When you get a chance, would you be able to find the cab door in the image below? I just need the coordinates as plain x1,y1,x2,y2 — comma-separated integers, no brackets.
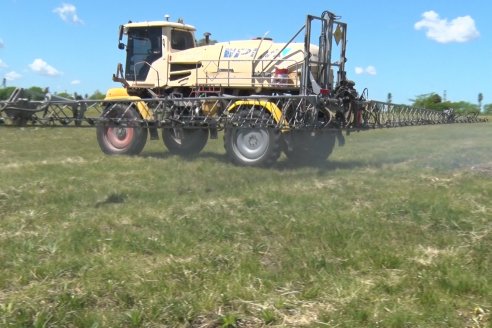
125,26,168,87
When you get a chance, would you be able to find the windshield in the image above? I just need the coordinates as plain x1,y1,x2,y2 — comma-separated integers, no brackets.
125,27,162,81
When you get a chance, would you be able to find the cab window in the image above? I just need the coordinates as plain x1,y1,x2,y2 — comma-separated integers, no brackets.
125,27,162,81
171,29,194,51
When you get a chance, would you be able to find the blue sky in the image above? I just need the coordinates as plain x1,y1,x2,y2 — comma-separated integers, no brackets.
0,0,490,105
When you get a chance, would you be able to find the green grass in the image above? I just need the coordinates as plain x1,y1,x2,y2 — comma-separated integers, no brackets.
0,123,491,327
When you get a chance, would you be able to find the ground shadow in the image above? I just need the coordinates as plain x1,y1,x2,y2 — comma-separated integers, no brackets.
274,157,408,173
141,150,230,164
141,149,408,173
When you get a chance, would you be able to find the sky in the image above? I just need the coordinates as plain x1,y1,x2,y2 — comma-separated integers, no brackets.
0,0,491,106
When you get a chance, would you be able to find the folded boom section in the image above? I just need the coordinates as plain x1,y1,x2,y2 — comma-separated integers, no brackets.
0,89,485,129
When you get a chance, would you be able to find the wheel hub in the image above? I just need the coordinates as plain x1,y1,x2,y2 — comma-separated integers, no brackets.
234,129,269,162
105,126,134,150
115,127,127,140
248,135,259,148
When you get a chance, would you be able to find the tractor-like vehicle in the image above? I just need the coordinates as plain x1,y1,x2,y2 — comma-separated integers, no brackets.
101,11,351,165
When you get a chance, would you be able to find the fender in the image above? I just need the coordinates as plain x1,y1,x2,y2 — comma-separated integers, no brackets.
104,88,153,120
227,99,285,126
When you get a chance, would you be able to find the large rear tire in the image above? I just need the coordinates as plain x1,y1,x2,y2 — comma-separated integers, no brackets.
96,105,147,155
162,127,208,156
283,130,336,165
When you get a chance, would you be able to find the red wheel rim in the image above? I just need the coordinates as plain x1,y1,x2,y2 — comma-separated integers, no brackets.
105,126,134,150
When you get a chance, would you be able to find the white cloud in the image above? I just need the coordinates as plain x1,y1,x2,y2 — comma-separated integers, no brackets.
355,66,377,76
29,58,62,76
415,10,479,43
0,59,7,68
71,80,81,85
5,71,22,81
53,3,84,24
365,66,377,75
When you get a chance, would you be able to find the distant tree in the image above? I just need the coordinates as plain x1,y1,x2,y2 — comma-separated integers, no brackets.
451,101,480,114
0,86,16,100
27,86,47,100
411,92,479,113
55,91,74,100
0,86,46,100
89,90,105,100
412,93,450,111
483,103,492,115
387,92,392,103
0,86,108,101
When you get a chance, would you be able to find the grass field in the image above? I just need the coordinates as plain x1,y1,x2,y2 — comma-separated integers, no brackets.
0,122,491,327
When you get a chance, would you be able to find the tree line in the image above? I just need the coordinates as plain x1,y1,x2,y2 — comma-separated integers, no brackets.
0,86,105,101
1,86,490,114
399,92,490,115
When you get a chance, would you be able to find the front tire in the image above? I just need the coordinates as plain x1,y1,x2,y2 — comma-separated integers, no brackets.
96,104,147,155
162,127,208,156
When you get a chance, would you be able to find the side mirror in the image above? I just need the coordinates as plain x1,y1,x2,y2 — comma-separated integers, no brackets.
118,24,125,49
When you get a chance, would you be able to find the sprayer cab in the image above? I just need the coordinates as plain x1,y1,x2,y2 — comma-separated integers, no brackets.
113,18,197,90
